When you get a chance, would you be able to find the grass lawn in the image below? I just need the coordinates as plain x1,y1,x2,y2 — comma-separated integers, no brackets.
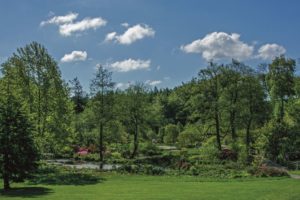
290,170,300,175
1,173,299,200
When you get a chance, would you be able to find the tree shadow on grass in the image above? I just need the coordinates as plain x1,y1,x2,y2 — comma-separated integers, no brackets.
29,167,106,185
0,187,53,198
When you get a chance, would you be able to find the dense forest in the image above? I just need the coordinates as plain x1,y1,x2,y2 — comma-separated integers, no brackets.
1,42,300,190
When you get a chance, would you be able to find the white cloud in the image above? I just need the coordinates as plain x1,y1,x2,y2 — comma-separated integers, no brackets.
110,59,151,72
105,24,155,45
105,32,117,42
145,80,162,86
61,51,87,62
181,32,254,61
121,22,129,27
257,43,286,60
41,13,107,36
59,17,107,36
40,12,78,26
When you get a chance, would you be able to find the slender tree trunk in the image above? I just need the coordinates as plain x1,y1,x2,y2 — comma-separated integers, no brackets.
131,121,139,159
213,76,222,151
3,116,10,191
38,87,41,136
3,75,11,191
280,97,284,122
99,122,104,169
230,111,237,141
246,117,252,164
215,106,222,151
3,150,10,191
42,90,48,135
230,90,238,141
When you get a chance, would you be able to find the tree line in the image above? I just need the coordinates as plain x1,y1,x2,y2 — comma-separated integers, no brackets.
0,42,299,190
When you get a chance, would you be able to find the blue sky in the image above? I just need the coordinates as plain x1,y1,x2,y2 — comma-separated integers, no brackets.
0,0,299,91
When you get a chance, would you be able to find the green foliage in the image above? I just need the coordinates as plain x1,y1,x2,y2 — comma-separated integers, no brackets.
105,121,127,144
30,163,103,185
139,142,161,156
185,164,249,178
0,96,38,183
90,65,115,167
163,124,180,144
266,56,295,121
1,42,74,155
117,164,165,175
198,137,220,162
178,125,203,147
124,83,149,158
1,42,300,187
248,165,289,177
110,152,122,160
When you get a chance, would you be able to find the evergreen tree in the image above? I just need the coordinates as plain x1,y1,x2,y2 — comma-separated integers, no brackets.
0,65,37,191
90,65,115,169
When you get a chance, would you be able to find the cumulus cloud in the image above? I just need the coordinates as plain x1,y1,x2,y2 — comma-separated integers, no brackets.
110,59,151,72
181,32,254,61
105,24,155,45
105,32,117,42
40,12,78,26
61,51,87,62
41,13,107,36
257,43,286,60
145,80,162,86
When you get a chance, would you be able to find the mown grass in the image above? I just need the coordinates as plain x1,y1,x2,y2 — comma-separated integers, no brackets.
0,171,299,200
290,170,300,175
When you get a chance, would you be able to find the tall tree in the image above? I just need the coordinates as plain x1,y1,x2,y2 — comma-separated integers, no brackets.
240,71,267,163
198,62,223,151
70,77,87,143
70,77,87,114
125,83,148,158
221,60,245,142
4,42,73,154
90,65,115,169
266,56,296,122
266,56,296,161
0,64,37,191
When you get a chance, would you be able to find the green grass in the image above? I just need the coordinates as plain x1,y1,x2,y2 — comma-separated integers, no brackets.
1,173,299,200
290,170,300,175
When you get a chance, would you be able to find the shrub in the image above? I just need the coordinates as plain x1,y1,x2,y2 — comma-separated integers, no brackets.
134,154,179,167
117,163,165,175
111,152,122,160
74,153,99,162
144,164,166,175
118,144,131,158
185,164,249,178
163,124,180,144
219,148,238,161
198,137,220,162
118,164,140,174
139,143,161,156
249,164,289,177
178,129,201,147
